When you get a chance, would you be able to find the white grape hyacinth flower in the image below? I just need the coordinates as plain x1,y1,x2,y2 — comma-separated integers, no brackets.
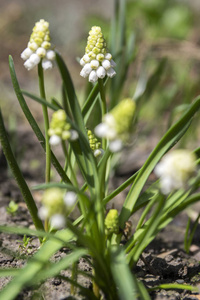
80,26,116,82
50,214,66,229
64,191,77,207
21,19,55,71
154,149,197,195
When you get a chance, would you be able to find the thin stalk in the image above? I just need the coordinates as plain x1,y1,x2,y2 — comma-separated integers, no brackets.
38,63,51,184
38,63,51,232
98,78,107,150
61,141,78,186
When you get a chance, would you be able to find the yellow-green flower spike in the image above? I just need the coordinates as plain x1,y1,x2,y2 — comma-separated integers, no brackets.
95,98,136,152
87,129,103,157
105,209,119,235
154,150,197,195
48,110,78,145
21,19,55,71
41,188,66,217
80,26,116,82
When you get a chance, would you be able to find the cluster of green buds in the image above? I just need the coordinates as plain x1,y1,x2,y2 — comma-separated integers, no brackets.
48,110,78,145
105,209,119,235
80,26,116,82
154,149,197,194
95,98,136,152
38,188,77,229
21,19,55,70
87,129,103,157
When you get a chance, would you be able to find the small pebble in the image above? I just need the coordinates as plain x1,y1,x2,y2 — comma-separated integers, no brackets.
176,279,184,284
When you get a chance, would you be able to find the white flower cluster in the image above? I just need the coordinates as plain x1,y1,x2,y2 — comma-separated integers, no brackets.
38,188,77,229
48,110,79,146
21,19,55,71
154,150,197,195
80,26,116,83
95,98,136,152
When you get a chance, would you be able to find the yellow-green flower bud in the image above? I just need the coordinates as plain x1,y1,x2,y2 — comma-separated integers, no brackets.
105,209,119,235
42,188,65,217
48,110,78,145
80,26,116,82
111,98,136,138
87,129,102,157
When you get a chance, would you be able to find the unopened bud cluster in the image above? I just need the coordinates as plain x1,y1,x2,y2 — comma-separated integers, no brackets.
48,110,78,145
95,98,136,152
87,129,103,157
38,188,77,229
80,26,116,82
154,150,197,195
21,19,55,70
105,209,119,235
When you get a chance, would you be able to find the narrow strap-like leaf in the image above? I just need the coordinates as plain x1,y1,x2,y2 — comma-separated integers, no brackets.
8,55,71,184
0,110,44,231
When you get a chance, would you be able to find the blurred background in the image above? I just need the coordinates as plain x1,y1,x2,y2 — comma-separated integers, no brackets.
1,0,200,152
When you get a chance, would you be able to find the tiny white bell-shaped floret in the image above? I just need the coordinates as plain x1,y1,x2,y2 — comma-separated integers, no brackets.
107,68,116,78
42,59,53,70
95,123,109,138
109,139,123,152
46,50,55,60
36,47,46,58
89,70,98,83
69,130,79,141
64,191,77,207
83,54,90,63
110,59,117,67
29,53,41,65
38,206,49,220
49,134,61,145
96,66,106,78
102,59,111,70
90,60,99,69
94,149,104,157
104,53,112,60
24,59,34,71
80,58,86,67
21,48,33,60
50,214,66,229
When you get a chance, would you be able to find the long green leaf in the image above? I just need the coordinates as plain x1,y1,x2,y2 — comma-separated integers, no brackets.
0,110,44,231
8,55,71,184
21,89,58,111
119,95,200,228
110,246,150,300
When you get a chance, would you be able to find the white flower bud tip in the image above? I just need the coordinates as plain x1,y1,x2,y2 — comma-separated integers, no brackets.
24,59,34,71
64,191,77,207
50,214,66,229
36,47,46,58
29,53,40,65
90,60,99,69
49,134,61,145
21,48,33,60
95,123,109,138
109,139,123,152
102,59,111,70
38,206,49,220
96,66,106,79
69,130,79,141
42,59,53,70
107,68,116,78
89,70,98,83
46,50,55,60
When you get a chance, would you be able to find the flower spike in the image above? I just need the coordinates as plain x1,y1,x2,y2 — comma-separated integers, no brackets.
21,19,55,71
80,26,116,82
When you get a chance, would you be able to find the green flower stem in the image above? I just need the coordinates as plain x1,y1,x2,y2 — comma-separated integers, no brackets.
0,110,44,232
38,63,51,184
61,141,78,187
98,78,107,150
